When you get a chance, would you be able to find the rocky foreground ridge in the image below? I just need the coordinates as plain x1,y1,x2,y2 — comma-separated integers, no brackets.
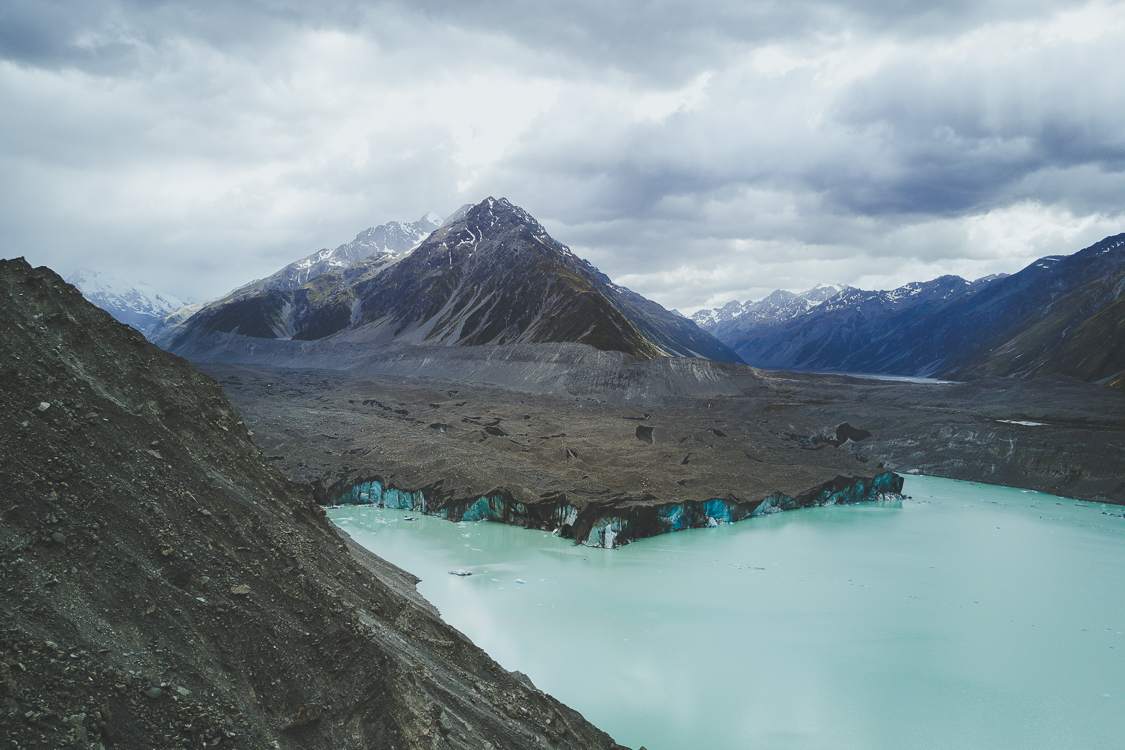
0,258,627,750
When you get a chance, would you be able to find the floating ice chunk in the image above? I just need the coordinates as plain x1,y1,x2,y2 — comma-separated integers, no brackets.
514,578,526,584
448,569,472,577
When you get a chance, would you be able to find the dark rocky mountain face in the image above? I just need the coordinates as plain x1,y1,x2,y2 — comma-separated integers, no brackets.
700,233,1125,391
931,234,1125,385
156,198,742,364
0,258,625,750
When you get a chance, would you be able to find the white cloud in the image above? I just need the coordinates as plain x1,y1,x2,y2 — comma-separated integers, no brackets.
0,0,1123,313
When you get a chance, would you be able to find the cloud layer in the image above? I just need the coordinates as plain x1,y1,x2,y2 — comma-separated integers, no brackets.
2,0,1123,311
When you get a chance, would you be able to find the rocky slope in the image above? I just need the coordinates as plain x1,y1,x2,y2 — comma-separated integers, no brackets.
0,258,627,750
933,234,1125,385
66,268,186,332
155,198,742,364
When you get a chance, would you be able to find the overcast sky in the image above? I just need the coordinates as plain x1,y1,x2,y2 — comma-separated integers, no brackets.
3,0,1124,312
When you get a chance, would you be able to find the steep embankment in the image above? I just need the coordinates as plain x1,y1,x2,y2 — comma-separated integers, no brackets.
334,472,903,549
0,258,626,750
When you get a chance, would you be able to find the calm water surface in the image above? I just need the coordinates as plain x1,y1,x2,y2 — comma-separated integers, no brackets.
330,476,1125,750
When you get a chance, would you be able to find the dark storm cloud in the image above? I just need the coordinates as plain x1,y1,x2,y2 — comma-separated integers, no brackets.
0,0,353,72
471,3,1125,304
493,20,1125,223
402,0,1092,83
2,0,1092,79
819,45,1125,217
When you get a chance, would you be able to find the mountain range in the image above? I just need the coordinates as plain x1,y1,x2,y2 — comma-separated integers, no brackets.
155,197,743,364
692,234,1125,390
75,197,1124,393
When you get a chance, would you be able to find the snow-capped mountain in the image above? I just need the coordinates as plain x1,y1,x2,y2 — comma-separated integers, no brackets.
695,275,999,374
692,284,853,332
236,213,443,296
65,268,187,332
155,197,743,364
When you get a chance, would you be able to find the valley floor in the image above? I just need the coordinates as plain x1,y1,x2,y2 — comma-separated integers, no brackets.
200,360,1125,544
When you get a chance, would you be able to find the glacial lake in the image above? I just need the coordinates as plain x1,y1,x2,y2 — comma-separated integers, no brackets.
329,476,1125,750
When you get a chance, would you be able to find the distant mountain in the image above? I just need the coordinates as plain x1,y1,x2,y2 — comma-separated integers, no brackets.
700,275,997,374
692,284,852,332
695,233,1125,391
236,213,442,296
65,268,186,332
155,197,743,364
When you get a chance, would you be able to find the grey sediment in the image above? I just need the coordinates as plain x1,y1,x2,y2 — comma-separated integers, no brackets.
197,349,1125,510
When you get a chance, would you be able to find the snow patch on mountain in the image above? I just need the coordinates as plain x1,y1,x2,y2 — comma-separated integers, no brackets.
243,213,444,295
692,283,854,332
66,269,187,332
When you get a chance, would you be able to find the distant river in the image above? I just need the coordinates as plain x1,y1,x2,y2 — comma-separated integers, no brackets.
329,476,1125,750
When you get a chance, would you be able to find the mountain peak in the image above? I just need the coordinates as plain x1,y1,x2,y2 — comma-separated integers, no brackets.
418,211,442,230
460,196,544,233
157,197,743,364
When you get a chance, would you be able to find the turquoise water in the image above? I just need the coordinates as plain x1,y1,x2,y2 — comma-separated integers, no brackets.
329,476,1125,750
